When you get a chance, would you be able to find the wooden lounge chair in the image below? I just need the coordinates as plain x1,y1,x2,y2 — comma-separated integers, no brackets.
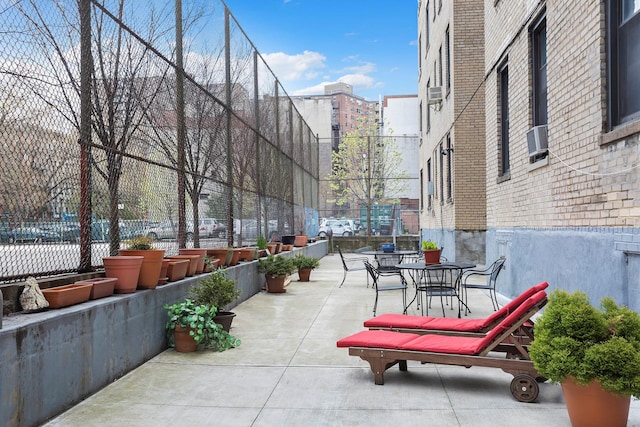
336,290,548,402
363,282,548,339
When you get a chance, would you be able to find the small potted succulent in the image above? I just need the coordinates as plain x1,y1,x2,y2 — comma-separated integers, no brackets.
165,299,240,352
421,240,441,265
189,270,241,332
257,255,296,293
292,254,320,282
529,289,640,427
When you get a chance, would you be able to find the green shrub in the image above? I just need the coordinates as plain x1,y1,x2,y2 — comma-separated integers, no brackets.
190,270,240,311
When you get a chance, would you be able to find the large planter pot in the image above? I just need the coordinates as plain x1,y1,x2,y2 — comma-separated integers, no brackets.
207,248,232,266
237,247,256,262
173,325,197,353
166,259,190,281
265,274,287,293
294,234,308,247
213,311,236,332
41,283,93,308
166,255,200,277
561,377,631,427
281,244,294,251
266,243,278,255
297,268,312,282
103,256,143,294
158,259,170,285
76,277,116,300
178,248,208,273
281,235,296,245
229,249,242,266
119,249,165,289
423,249,441,265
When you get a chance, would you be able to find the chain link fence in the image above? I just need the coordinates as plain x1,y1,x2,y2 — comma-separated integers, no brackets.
0,0,318,283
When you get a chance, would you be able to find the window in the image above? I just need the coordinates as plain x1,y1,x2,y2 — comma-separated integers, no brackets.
420,169,424,210
531,13,547,126
608,0,640,126
426,79,431,132
439,145,444,203
419,101,423,136
445,134,452,201
419,34,422,72
445,26,451,92
499,61,510,175
425,3,430,49
427,159,432,210
438,46,443,87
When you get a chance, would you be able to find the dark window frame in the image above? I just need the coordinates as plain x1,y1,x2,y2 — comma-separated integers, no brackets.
531,12,547,126
445,26,451,94
607,0,640,127
499,60,510,176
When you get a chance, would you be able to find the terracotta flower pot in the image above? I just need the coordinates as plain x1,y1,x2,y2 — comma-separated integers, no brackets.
265,274,287,293
207,248,231,266
266,243,277,255
281,244,294,251
119,249,165,289
41,283,93,308
173,325,197,353
178,248,208,273
76,277,117,300
103,256,143,294
229,249,242,266
237,248,255,262
294,234,308,247
158,259,170,285
166,259,189,281
166,255,200,277
297,268,312,282
561,377,631,427
423,249,441,265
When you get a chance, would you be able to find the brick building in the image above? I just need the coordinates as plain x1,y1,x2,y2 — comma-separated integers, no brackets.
417,0,487,264
421,0,640,309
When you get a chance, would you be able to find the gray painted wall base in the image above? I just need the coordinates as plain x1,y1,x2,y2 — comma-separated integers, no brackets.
0,241,327,427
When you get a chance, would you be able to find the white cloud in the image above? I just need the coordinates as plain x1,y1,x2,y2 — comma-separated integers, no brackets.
338,73,381,89
262,50,326,81
342,61,376,74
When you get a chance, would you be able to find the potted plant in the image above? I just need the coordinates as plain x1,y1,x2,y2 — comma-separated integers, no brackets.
421,240,441,265
257,255,295,293
292,254,320,282
165,299,240,353
529,289,640,427
189,270,241,332
256,235,269,257
119,235,165,289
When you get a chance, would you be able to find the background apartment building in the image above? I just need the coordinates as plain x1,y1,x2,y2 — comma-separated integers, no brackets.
482,0,640,311
418,0,487,264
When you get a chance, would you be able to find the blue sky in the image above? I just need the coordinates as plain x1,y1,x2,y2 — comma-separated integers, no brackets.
223,0,418,101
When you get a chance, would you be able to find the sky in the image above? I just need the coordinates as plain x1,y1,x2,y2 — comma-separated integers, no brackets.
222,0,418,101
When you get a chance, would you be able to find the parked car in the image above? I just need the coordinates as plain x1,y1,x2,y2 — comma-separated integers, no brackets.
318,219,353,237
197,218,219,237
2,227,61,243
235,219,289,240
145,221,194,241
214,221,227,238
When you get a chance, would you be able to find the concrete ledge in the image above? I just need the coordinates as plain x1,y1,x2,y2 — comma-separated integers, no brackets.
0,241,327,427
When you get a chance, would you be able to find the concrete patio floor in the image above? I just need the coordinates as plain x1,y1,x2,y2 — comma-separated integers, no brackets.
44,253,640,427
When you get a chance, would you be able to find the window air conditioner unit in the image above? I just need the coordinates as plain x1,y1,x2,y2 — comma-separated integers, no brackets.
526,124,548,158
427,86,443,104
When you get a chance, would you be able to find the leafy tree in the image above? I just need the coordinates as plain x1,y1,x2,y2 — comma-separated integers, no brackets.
328,119,408,234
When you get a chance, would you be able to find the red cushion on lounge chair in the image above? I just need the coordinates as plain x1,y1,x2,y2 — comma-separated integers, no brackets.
336,330,421,348
400,334,485,355
421,317,488,332
481,281,549,327
363,314,432,329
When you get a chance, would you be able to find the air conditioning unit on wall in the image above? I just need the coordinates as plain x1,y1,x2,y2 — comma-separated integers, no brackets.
526,125,548,158
427,86,443,105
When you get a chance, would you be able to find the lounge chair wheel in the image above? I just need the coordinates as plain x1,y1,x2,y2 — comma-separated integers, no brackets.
510,374,539,403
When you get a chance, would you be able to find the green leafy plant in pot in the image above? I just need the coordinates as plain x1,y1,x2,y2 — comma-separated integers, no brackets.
421,240,441,264
529,289,640,427
292,254,320,282
258,255,295,293
165,299,240,353
189,270,241,332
